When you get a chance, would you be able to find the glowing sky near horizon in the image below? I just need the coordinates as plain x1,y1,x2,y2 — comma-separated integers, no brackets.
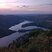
0,0,52,14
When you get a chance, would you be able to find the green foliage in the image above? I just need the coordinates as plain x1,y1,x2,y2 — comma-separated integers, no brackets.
47,30,52,37
29,47,39,52
29,44,39,52
28,29,44,37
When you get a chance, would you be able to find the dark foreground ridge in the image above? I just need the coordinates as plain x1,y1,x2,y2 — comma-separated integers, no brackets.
0,29,52,52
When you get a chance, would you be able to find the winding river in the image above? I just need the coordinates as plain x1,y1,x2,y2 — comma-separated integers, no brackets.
0,21,48,47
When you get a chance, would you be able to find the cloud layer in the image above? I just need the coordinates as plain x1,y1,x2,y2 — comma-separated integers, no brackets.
0,0,52,14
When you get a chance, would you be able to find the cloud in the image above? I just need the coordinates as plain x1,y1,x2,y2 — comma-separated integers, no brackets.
47,3,52,5
0,0,52,14
40,4,52,6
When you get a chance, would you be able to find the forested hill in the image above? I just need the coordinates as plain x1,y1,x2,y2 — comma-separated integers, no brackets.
0,29,52,52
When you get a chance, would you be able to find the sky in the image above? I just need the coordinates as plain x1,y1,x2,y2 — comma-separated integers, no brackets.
0,0,52,14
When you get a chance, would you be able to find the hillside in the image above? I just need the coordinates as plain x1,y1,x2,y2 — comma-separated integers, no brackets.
0,29,52,52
